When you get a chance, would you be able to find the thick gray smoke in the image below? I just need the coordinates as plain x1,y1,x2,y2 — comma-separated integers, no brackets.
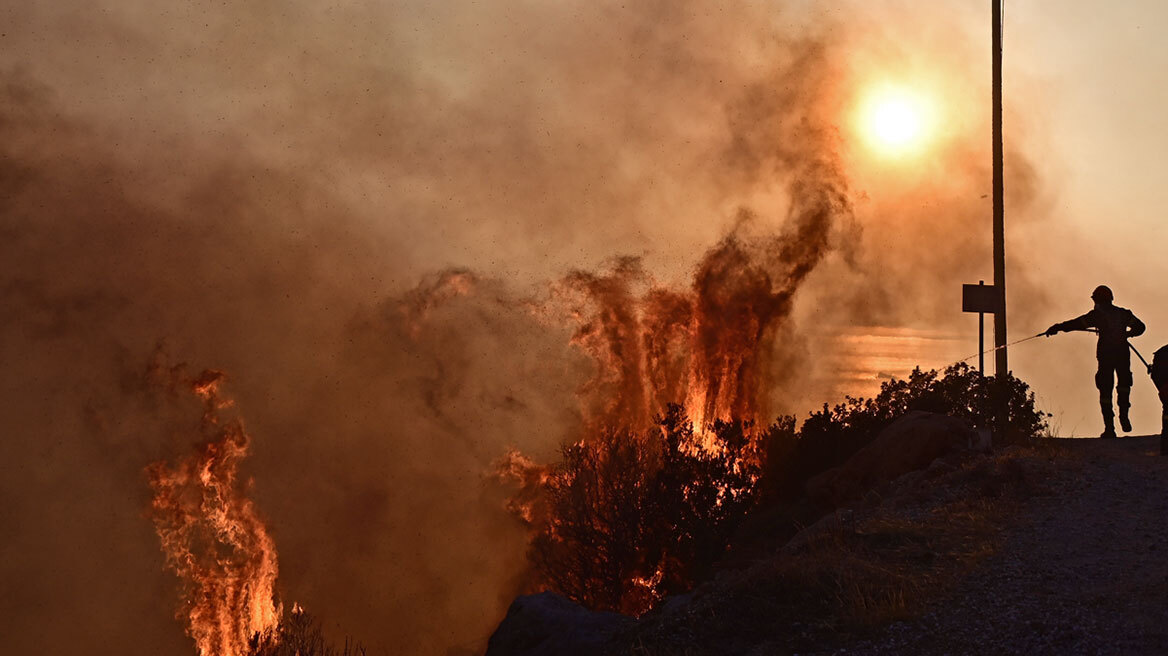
0,1,1050,654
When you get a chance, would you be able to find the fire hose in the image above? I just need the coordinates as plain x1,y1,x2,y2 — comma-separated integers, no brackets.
1080,327,1155,379
1128,341,1152,375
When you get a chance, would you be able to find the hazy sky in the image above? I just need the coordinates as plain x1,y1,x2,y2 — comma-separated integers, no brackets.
3,1,1168,654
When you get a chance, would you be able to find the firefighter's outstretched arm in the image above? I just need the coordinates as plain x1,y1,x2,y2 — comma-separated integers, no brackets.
1045,312,1093,337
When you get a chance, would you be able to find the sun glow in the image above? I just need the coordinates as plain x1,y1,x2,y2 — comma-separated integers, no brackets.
857,85,936,157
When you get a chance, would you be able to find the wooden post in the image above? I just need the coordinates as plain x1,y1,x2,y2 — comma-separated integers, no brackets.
992,0,1007,376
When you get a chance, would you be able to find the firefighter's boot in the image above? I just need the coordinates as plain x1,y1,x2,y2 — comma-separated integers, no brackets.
1101,411,1117,439
1119,386,1133,433
1101,391,1117,439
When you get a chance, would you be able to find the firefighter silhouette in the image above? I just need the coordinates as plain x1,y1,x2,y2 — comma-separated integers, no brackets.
1045,285,1146,438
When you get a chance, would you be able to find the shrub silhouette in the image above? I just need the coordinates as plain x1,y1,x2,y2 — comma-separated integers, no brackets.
653,406,768,591
527,411,771,614
248,608,365,656
528,427,658,614
776,363,1048,498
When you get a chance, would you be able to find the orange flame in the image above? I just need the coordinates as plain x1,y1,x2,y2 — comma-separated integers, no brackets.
496,449,552,527
555,234,807,439
148,369,281,656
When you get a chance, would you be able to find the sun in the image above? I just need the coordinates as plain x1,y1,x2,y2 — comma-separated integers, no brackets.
856,85,935,157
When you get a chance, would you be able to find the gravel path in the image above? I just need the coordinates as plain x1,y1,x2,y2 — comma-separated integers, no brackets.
842,435,1168,655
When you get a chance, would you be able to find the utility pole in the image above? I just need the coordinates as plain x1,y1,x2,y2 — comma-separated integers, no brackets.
992,0,1007,376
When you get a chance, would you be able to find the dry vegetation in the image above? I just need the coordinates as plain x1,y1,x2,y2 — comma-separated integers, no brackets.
249,610,366,656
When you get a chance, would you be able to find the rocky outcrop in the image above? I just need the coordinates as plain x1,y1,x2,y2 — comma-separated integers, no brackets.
806,411,984,508
484,592,633,656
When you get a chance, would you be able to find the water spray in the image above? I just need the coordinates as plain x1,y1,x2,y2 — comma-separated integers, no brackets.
957,332,1045,367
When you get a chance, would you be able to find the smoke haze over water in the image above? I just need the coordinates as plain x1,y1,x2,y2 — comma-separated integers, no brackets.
0,1,1078,654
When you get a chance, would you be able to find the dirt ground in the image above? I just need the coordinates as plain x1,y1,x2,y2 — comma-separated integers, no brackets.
837,435,1168,655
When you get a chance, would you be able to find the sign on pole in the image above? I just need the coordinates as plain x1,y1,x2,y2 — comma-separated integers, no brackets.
962,281,1000,376
962,282,1002,314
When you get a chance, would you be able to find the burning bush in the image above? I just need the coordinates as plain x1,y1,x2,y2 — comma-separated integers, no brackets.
508,408,784,615
525,427,659,615
248,607,366,656
653,406,772,589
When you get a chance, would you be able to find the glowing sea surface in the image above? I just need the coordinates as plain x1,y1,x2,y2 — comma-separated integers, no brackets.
817,326,974,401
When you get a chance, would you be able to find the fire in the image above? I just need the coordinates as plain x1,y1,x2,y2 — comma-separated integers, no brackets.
555,226,831,439
398,268,478,337
147,369,282,656
487,118,853,610
496,449,551,527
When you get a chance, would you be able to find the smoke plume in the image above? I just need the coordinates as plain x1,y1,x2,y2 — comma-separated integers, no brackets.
0,1,1051,654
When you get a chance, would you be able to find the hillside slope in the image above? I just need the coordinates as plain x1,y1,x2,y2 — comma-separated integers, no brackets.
847,435,1168,655
490,434,1168,655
